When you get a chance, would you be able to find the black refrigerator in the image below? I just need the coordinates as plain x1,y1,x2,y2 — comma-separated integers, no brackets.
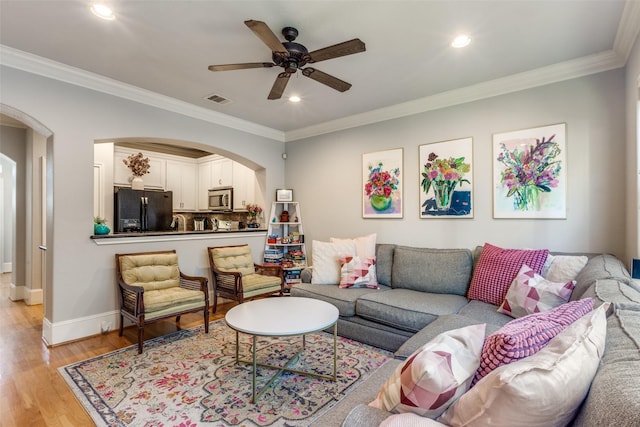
114,187,173,233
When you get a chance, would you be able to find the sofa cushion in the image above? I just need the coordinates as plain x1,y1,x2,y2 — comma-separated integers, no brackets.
357,288,469,333
290,282,389,317
380,413,448,426
573,303,640,426
473,298,594,384
395,314,503,360
370,324,485,418
311,239,357,285
440,302,608,427
580,278,640,309
497,263,574,318
391,247,472,296
571,254,631,300
467,243,549,306
456,300,513,327
119,253,180,292
376,244,396,287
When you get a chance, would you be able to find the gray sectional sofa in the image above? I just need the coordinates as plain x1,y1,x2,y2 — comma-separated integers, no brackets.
290,244,640,426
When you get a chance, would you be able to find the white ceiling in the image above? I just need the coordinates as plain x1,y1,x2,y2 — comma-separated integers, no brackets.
1,1,638,142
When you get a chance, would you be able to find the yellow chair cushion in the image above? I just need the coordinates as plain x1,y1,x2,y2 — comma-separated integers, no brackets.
210,246,256,276
143,287,205,314
119,253,180,292
242,274,283,299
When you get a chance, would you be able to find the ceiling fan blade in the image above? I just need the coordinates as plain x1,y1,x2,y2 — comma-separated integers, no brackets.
244,20,289,56
208,63,274,72
268,72,291,100
307,39,365,63
302,68,352,92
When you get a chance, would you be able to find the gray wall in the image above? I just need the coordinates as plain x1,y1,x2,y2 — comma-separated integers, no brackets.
0,66,285,331
286,69,626,258
626,32,640,266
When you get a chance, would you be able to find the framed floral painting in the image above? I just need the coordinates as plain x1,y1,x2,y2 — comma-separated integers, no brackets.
362,148,403,218
419,137,473,218
493,123,567,219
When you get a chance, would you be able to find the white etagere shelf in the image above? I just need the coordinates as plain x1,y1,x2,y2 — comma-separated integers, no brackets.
264,201,307,292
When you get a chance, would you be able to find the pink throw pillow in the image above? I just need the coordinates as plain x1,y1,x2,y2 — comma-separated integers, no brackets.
498,264,575,318
468,243,549,306
473,298,594,385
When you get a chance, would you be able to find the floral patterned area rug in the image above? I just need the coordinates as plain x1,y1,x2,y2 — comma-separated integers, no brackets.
59,319,392,426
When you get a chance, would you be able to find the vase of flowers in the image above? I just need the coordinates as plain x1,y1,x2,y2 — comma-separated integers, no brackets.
246,204,262,228
122,152,150,190
365,162,400,211
497,135,561,211
421,152,470,212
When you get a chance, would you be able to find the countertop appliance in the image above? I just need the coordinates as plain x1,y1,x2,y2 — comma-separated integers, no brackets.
208,187,233,211
114,187,173,233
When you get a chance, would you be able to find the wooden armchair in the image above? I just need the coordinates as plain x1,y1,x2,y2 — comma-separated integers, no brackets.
208,244,284,312
115,250,209,354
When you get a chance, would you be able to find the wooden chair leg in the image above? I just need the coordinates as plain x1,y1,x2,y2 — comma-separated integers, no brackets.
137,325,144,354
118,313,124,336
176,315,181,323
212,292,218,313
204,307,210,333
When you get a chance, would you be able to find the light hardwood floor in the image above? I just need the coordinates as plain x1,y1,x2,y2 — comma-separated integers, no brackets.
0,273,232,426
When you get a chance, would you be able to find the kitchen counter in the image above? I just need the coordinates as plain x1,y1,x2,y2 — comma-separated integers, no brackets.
90,228,267,245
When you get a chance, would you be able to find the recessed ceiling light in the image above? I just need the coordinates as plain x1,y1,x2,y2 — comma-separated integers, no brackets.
90,3,115,20
289,95,301,103
451,34,471,48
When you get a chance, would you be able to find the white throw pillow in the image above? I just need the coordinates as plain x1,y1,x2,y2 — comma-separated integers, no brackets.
311,240,357,285
380,413,449,427
370,324,485,418
440,303,608,427
542,254,588,283
330,233,377,258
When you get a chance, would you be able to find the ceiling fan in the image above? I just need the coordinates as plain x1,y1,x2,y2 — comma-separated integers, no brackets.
208,20,366,100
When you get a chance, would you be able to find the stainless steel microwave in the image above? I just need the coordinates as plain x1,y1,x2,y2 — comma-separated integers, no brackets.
208,187,233,211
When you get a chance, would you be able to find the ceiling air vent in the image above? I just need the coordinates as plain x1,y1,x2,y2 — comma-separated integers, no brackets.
205,93,232,105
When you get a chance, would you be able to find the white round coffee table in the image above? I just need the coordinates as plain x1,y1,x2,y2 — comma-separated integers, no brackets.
225,297,339,403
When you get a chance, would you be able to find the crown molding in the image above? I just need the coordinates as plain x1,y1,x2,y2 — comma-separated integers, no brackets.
284,49,625,142
614,0,640,62
0,45,285,142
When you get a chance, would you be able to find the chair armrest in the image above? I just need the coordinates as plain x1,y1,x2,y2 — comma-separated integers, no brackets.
179,272,209,295
117,278,144,316
255,264,282,278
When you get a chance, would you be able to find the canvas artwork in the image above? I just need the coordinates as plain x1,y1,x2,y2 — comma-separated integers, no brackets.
493,123,567,219
419,137,473,218
362,148,403,218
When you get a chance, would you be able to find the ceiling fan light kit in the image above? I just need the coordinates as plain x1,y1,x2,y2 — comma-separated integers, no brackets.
208,19,366,100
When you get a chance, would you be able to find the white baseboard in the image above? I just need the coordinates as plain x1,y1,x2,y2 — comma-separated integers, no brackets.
2,262,11,273
43,310,121,346
25,288,43,305
9,283,24,301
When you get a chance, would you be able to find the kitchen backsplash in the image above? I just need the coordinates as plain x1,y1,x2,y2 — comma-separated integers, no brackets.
171,211,263,231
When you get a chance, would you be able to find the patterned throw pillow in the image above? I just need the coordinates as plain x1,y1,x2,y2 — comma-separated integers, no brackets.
339,256,378,289
441,303,608,427
467,243,549,305
498,264,575,318
370,324,486,418
473,298,594,385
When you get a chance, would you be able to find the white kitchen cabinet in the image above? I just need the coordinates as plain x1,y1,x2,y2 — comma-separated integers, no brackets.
197,161,212,210
232,162,256,210
166,160,197,210
212,158,233,188
114,149,165,189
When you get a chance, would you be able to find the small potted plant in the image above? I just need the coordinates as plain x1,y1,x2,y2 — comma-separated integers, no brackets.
93,216,110,235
